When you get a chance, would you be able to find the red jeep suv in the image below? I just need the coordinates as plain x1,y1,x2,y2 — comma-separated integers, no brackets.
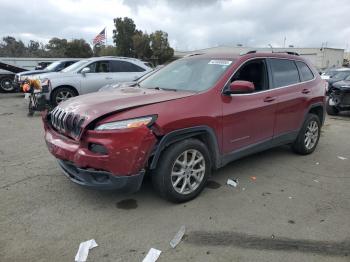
43,52,326,202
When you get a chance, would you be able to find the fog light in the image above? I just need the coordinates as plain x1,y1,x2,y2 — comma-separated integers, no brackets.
88,143,108,155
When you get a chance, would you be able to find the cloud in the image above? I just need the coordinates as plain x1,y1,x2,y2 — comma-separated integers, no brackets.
0,0,349,51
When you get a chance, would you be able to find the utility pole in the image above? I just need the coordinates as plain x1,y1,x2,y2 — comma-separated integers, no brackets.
283,36,286,48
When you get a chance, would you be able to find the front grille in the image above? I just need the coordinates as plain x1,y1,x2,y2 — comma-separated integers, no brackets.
342,94,350,105
50,107,85,137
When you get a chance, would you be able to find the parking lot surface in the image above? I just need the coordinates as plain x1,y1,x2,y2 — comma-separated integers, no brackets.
0,93,350,262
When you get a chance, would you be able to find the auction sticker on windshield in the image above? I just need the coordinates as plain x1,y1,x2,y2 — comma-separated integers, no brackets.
208,60,232,66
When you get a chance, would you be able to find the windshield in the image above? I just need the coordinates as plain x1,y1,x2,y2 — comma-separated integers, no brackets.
332,71,350,79
44,61,62,71
139,58,232,92
61,60,90,73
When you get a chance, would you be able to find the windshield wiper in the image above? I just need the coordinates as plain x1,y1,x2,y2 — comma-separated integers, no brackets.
148,86,177,91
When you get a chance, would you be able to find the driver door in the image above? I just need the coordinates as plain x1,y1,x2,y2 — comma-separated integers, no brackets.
222,58,277,154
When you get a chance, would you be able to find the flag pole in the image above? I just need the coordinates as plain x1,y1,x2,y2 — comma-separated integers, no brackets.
105,27,107,46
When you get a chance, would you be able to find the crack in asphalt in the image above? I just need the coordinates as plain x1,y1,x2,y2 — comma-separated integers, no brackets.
187,231,350,257
0,174,56,189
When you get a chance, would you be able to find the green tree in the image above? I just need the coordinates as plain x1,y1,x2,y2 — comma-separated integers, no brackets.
112,17,136,57
65,39,93,58
0,36,26,57
27,40,46,57
46,37,68,57
150,30,174,64
93,44,118,56
132,30,152,59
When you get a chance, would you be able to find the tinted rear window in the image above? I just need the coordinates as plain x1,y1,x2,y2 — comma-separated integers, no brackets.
110,61,145,72
296,61,314,81
269,59,300,88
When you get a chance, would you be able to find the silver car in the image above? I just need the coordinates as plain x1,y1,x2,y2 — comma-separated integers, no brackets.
37,56,152,106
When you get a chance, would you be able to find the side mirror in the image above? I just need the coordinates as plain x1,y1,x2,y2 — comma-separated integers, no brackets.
225,80,255,94
81,67,91,76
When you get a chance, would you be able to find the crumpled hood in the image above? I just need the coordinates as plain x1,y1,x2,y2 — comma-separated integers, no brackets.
57,87,195,126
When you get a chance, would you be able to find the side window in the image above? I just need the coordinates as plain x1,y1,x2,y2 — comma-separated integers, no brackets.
231,59,268,92
64,61,75,68
55,63,65,71
269,59,300,88
86,61,110,73
110,60,145,72
296,61,314,81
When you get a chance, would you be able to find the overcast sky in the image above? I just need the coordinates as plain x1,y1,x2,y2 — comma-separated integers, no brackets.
1,0,349,51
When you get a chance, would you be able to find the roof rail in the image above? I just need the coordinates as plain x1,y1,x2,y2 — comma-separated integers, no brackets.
98,56,140,60
184,53,204,57
273,51,300,56
241,50,300,56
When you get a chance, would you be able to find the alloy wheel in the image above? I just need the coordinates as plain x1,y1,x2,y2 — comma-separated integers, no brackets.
171,149,206,195
304,120,319,150
56,90,73,104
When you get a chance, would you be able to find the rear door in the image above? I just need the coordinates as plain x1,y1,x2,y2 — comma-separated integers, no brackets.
80,60,114,94
222,58,277,154
110,60,146,83
267,58,308,137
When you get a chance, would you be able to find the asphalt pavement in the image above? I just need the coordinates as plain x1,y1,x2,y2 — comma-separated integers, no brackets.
0,93,349,262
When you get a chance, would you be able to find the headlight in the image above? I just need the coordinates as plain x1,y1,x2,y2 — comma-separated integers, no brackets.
40,78,50,86
38,78,51,93
19,75,27,81
95,115,157,131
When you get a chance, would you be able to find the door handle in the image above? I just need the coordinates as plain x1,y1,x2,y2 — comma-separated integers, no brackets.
302,89,311,94
263,96,275,102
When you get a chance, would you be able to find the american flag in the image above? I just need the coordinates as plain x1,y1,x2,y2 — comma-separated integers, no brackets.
93,28,106,45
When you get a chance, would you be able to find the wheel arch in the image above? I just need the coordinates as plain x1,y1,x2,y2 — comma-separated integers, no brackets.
307,102,325,126
149,126,221,170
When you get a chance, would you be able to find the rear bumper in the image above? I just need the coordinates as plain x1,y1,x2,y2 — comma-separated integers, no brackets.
58,159,145,191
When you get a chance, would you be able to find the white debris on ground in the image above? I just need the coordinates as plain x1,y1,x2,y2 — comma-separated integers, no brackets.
142,248,162,262
337,156,347,160
227,178,238,187
75,239,98,262
170,225,186,248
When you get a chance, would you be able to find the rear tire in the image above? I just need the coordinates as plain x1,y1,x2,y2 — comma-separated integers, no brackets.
292,113,321,155
152,138,211,203
51,87,77,106
326,97,339,115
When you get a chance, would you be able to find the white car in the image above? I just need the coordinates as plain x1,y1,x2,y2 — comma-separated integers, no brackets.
38,57,152,106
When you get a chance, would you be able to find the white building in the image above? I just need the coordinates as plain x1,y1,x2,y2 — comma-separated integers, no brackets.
174,46,345,70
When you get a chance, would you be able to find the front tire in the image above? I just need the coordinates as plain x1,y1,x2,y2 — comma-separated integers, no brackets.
326,97,339,115
152,139,211,203
51,87,77,106
0,76,15,93
292,113,321,155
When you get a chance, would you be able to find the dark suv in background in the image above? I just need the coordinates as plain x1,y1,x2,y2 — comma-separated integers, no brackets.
43,51,326,202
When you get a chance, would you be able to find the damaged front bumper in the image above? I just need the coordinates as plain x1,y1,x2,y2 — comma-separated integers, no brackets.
329,89,350,109
58,160,145,191
43,115,157,192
